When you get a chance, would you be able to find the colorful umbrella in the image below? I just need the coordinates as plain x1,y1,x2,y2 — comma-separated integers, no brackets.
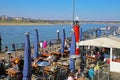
69,32,76,72
23,32,31,80
34,29,39,59
61,29,66,54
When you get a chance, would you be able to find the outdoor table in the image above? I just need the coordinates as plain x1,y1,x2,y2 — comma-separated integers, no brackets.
37,61,50,77
38,57,44,60
6,68,19,79
115,58,120,62
41,53,50,57
77,78,85,80
64,50,69,54
87,56,96,62
52,52,60,55
6,68,19,75
52,52,61,57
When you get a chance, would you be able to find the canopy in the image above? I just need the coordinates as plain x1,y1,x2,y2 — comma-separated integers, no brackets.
79,36,120,48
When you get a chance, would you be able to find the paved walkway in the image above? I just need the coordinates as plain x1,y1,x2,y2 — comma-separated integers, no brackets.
111,72,120,80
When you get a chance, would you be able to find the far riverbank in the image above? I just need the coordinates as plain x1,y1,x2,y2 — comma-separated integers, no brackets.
0,22,71,26
0,22,120,26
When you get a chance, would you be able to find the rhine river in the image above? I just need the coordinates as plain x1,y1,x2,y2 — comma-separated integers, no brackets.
0,23,110,50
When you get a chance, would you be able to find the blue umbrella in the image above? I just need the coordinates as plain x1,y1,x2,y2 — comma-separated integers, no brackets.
69,32,76,72
61,29,66,54
23,32,31,80
34,29,39,59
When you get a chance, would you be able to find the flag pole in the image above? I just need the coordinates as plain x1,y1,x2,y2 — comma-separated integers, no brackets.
72,0,75,25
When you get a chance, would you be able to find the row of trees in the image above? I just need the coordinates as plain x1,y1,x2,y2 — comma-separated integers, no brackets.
0,15,71,24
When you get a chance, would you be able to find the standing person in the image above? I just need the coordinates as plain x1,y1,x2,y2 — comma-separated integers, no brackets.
88,67,94,80
80,59,86,73
43,40,47,52
100,50,104,62
48,41,52,52
95,51,101,62
39,41,43,52
21,43,25,50
12,43,16,51
4,45,8,52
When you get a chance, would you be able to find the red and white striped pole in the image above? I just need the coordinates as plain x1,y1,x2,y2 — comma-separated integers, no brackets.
73,17,80,55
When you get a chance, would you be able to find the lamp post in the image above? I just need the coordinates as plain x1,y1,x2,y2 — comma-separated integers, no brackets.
57,30,60,44
73,17,80,55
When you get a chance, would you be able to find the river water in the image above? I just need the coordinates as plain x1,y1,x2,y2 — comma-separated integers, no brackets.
0,23,109,50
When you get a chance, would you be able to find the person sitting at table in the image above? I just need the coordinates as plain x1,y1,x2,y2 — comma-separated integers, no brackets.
75,68,84,79
51,62,57,72
67,72,75,80
1,57,6,65
6,62,19,80
80,59,86,73
0,61,6,76
11,61,19,71
95,51,101,62
19,56,24,72
46,53,57,63
112,53,117,61
9,56,14,62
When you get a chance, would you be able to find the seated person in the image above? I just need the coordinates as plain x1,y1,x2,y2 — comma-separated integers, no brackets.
0,62,5,75
19,58,24,72
44,53,57,63
50,62,57,72
9,56,14,62
67,72,75,80
75,68,84,79
112,54,117,60
11,61,19,71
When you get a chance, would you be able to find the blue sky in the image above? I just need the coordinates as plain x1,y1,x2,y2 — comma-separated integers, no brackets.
0,0,120,21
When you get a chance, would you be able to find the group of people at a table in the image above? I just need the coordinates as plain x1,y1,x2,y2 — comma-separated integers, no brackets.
0,55,23,80
1,46,111,80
